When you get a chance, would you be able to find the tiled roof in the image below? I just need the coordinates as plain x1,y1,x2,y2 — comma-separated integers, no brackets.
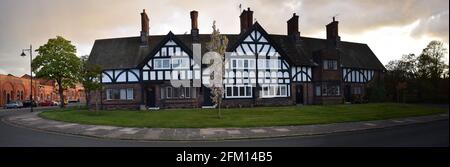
89,25,384,70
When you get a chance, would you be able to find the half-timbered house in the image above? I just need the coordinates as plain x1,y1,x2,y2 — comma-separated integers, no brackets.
88,8,385,110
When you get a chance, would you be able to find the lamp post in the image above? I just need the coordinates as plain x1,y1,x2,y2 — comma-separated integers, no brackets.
21,45,34,112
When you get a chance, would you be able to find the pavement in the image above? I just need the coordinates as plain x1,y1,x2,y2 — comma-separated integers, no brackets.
3,110,448,141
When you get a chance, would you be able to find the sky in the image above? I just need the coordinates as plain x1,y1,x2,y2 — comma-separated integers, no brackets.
0,0,448,76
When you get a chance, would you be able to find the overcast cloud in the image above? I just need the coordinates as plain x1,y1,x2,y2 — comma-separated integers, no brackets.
0,0,448,76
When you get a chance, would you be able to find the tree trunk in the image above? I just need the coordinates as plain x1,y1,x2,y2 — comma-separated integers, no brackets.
58,80,65,108
85,90,90,110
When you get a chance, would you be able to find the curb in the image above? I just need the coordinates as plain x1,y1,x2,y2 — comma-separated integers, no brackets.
3,111,449,141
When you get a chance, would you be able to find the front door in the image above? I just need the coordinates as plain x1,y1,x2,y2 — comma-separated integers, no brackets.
296,85,304,104
344,85,352,102
147,86,156,107
202,86,213,106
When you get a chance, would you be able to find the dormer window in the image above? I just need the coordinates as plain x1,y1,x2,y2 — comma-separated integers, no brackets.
323,60,337,70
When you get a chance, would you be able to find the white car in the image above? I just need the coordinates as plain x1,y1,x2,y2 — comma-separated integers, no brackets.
4,101,24,109
52,101,61,106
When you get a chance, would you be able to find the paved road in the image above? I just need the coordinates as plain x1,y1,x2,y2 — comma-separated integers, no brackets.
0,110,448,147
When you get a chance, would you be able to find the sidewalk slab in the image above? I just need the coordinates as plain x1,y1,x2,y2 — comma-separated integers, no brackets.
2,111,448,141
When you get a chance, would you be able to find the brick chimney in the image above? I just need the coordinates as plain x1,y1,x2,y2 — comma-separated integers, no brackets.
326,17,340,48
140,9,149,46
240,8,253,33
287,13,300,41
190,10,199,42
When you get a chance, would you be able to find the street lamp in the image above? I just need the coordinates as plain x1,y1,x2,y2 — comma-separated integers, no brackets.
21,45,34,112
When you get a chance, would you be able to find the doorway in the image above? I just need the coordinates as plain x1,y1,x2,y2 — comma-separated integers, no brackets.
202,86,213,106
296,84,304,104
146,86,156,107
344,85,352,102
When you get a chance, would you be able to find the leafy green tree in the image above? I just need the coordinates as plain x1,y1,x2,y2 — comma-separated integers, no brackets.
417,41,448,80
32,36,81,108
80,55,102,110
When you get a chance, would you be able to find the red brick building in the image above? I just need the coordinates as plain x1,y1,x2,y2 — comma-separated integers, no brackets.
0,74,85,106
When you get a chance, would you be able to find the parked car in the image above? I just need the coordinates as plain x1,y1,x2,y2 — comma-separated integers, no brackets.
68,99,79,103
4,101,24,109
22,100,37,108
39,100,53,106
52,101,61,106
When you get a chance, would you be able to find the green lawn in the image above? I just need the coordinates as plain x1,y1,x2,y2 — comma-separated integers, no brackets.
39,103,448,128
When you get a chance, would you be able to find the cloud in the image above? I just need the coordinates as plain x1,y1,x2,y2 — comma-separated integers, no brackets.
0,0,448,76
411,10,449,42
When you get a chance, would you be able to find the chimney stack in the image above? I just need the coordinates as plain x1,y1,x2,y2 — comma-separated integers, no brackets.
140,9,149,46
287,13,300,41
326,17,340,48
190,10,199,42
240,7,253,33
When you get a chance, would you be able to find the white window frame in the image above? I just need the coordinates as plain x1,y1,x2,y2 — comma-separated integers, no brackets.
171,58,189,69
106,88,133,100
230,58,256,70
126,88,134,100
261,84,289,98
225,85,252,98
154,58,171,70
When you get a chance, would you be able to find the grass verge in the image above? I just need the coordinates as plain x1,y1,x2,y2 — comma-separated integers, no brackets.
39,103,447,128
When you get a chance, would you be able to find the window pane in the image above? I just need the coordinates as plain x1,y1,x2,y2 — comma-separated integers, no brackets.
185,87,190,98
226,87,232,97
263,86,269,96
127,88,133,100
120,89,127,100
315,86,321,96
106,89,112,100
238,60,243,68
173,87,179,98
167,87,172,98
160,87,165,99
280,85,286,96
244,60,249,68
246,86,252,96
155,60,161,69
232,60,237,68
233,87,238,96
239,86,245,96
163,59,170,68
